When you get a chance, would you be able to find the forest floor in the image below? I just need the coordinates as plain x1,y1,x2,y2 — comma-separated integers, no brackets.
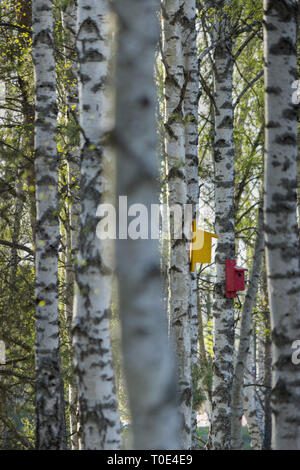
197,426,251,450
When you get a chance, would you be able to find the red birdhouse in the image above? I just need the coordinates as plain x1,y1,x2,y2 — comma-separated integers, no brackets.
225,260,248,298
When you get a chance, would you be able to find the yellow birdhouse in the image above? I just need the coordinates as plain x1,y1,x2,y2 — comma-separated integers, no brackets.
190,221,219,272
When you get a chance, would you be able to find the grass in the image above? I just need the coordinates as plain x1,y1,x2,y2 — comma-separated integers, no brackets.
197,426,251,450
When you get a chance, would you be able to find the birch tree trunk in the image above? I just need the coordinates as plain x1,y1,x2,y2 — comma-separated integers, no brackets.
243,337,263,450
62,0,80,450
114,0,180,450
9,183,23,290
263,297,272,449
72,0,121,450
182,0,200,449
18,0,36,246
263,0,300,450
32,0,66,450
211,2,235,449
162,0,192,449
231,204,264,449
197,278,213,430
255,328,265,437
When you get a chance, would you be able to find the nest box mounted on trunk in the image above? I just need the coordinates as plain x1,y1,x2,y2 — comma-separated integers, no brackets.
225,260,248,298
190,221,219,272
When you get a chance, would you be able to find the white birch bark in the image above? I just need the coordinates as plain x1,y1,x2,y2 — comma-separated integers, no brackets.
197,280,213,435
162,0,192,449
18,0,37,245
211,2,235,449
62,0,81,450
255,329,265,437
263,303,272,449
183,0,199,364
32,0,66,449
65,154,81,450
263,0,300,450
114,0,180,450
243,337,263,450
231,204,264,449
72,0,121,450
181,0,200,449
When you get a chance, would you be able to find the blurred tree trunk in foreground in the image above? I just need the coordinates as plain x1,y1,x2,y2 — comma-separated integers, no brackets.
264,0,300,450
115,0,181,450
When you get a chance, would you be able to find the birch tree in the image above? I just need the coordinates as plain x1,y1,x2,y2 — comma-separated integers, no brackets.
181,0,200,449
263,0,300,450
243,339,263,450
62,0,80,450
162,0,192,448
263,297,272,449
32,0,66,450
114,0,180,450
72,0,121,450
18,0,36,245
231,204,264,449
254,327,266,437
211,1,235,449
